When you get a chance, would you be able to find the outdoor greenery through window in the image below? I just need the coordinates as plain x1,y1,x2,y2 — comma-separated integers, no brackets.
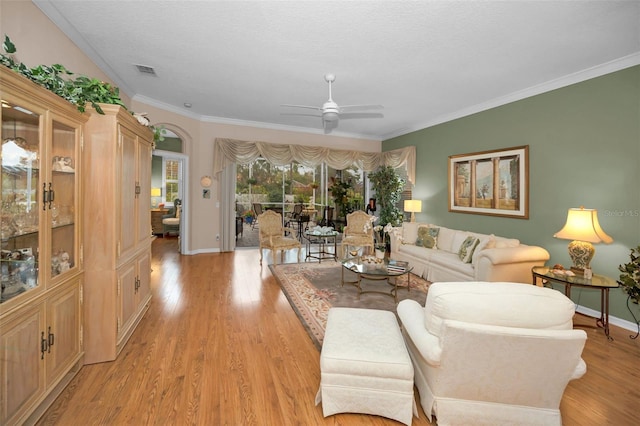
236,159,366,228
164,159,180,204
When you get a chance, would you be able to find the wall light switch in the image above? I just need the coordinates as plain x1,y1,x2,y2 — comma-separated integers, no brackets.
203,189,210,199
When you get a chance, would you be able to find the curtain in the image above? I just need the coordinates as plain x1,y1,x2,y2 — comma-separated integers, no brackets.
213,138,416,184
220,163,237,252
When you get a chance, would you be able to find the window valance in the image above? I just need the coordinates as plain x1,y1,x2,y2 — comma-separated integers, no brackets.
213,138,416,184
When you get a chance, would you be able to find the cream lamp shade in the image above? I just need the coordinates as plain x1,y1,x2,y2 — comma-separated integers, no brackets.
554,206,612,275
151,188,162,197
404,199,422,223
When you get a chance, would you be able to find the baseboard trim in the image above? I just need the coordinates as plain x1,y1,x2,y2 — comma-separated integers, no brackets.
576,304,639,334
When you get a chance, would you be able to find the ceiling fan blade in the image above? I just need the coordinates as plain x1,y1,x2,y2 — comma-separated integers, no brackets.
339,112,384,120
280,112,323,118
339,104,384,112
281,104,322,111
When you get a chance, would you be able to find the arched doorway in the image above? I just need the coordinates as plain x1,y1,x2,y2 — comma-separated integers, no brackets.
151,126,190,254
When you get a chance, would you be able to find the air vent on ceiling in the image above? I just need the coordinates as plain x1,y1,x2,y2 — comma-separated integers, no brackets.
135,64,157,76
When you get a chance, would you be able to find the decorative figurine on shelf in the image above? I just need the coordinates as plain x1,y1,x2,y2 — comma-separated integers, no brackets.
59,251,70,273
51,156,74,172
51,254,60,276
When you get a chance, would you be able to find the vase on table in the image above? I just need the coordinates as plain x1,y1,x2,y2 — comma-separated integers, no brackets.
375,248,385,259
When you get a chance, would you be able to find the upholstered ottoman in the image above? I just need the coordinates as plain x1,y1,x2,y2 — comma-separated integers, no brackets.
315,307,418,425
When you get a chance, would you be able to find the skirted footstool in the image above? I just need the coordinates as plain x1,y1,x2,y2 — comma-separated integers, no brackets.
315,307,418,425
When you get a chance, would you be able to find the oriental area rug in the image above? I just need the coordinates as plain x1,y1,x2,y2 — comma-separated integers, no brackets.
269,261,431,350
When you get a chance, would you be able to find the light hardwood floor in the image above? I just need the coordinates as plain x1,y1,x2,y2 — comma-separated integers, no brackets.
38,237,640,425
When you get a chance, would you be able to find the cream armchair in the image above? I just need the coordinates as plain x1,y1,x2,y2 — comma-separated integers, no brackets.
341,210,374,257
258,210,301,265
397,282,587,426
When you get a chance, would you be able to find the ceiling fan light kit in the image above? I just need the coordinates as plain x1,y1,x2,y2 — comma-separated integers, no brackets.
281,73,383,133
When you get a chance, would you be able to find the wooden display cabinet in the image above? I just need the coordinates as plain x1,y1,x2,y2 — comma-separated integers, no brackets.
0,67,85,425
82,104,153,364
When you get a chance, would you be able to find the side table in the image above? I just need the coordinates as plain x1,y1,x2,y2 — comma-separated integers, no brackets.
304,230,339,263
150,208,169,235
532,266,619,340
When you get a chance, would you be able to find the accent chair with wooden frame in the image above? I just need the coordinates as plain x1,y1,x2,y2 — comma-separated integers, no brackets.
258,210,302,265
341,210,374,258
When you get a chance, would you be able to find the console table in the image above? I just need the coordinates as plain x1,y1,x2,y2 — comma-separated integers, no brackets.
532,266,619,340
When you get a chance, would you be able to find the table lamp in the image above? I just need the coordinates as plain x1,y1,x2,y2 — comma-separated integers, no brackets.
151,188,161,207
404,200,422,223
553,206,612,275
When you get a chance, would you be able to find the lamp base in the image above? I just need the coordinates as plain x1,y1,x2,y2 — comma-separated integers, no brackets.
567,240,595,275
570,266,586,276
410,212,415,223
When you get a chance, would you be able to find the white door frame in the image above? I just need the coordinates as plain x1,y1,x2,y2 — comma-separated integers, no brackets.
154,149,189,254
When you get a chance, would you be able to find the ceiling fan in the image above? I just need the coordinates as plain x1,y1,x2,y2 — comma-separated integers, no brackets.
281,74,383,133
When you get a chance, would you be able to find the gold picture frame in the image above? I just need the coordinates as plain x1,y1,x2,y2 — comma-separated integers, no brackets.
448,145,529,219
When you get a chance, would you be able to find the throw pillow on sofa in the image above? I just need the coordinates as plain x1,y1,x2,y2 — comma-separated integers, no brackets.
458,236,480,263
417,226,439,248
402,222,422,244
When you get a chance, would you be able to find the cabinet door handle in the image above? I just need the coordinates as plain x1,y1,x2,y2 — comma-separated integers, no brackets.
42,183,49,211
41,331,48,359
48,183,54,209
48,326,55,352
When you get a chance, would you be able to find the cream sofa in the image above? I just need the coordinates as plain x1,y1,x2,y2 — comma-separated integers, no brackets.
390,222,550,283
398,282,587,425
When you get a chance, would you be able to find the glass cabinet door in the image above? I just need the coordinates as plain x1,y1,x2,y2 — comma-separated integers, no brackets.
1,102,41,303
50,119,79,281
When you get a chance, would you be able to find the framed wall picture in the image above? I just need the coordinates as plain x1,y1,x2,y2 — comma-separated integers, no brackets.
448,145,529,219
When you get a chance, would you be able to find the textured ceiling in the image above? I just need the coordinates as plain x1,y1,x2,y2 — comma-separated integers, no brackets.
34,1,640,141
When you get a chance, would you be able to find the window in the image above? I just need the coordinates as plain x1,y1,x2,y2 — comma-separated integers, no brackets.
235,159,366,223
163,158,181,204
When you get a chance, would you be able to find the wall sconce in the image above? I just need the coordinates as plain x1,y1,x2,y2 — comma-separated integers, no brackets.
554,206,612,275
404,199,422,223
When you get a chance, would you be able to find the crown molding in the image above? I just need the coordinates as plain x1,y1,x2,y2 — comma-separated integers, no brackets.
132,95,382,141
382,53,640,140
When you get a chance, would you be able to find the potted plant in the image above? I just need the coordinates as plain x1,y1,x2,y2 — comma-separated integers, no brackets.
368,166,405,227
329,179,352,219
310,182,319,190
243,209,256,224
372,223,394,258
618,245,640,304
618,245,640,339
247,177,258,186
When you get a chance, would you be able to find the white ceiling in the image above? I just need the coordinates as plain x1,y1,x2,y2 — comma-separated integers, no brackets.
34,1,640,141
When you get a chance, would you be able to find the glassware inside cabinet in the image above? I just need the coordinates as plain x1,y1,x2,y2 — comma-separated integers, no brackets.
1,101,41,303
50,120,78,279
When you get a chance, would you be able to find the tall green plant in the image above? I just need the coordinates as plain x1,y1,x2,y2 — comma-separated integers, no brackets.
368,166,405,226
618,246,640,304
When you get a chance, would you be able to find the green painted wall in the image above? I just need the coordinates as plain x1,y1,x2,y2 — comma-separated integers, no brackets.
156,137,182,152
383,65,640,323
